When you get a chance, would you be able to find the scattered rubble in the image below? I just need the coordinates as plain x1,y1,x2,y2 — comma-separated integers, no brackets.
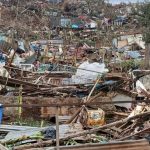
0,0,149,150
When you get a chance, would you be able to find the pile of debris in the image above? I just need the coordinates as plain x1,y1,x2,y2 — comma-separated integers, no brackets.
0,0,149,150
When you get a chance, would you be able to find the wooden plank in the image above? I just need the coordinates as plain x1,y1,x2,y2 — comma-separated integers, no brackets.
25,139,150,150
0,76,49,88
0,144,9,150
0,125,38,132
13,112,150,150
56,107,60,150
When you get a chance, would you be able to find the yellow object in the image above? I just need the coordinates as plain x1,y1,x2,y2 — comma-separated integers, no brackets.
87,108,105,126
41,120,44,127
18,85,22,119
18,94,22,119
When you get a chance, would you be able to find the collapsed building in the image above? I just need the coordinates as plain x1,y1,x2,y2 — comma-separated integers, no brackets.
0,0,149,150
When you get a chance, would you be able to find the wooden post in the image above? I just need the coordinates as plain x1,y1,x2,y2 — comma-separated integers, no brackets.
16,0,19,20
56,107,60,150
0,7,1,20
0,144,9,150
86,78,100,103
145,43,150,69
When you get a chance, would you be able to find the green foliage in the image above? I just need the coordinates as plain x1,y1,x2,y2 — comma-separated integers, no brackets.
80,39,96,46
134,2,150,43
65,139,78,146
44,32,50,40
121,59,143,71
10,118,49,127
143,31,150,44
5,132,44,149
30,33,40,41
92,135,108,143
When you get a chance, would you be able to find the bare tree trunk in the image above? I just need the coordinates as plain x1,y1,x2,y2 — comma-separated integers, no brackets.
145,43,150,69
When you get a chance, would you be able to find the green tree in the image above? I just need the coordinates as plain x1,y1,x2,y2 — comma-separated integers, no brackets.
136,2,150,43
134,2,150,68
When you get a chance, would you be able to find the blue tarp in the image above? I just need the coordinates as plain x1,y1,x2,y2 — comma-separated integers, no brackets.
126,51,141,59
72,24,79,29
47,0,63,4
0,51,6,65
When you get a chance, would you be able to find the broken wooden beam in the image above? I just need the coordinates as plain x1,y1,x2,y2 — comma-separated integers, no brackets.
13,111,150,150
23,139,150,150
117,127,150,141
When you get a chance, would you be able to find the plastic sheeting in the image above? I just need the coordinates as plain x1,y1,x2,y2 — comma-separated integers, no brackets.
13,54,25,66
0,51,6,66
136,80,147,94
63,61,108,84
126,51,141,59
0,67,10,78
18,40,25,51
75,61,108,78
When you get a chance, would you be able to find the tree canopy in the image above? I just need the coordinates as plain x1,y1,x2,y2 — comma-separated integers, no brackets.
135,2,150,43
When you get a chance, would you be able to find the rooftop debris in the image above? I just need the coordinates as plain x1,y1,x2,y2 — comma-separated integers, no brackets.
0,0,150,150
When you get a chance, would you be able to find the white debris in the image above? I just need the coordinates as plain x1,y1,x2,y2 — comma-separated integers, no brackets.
0,66,10,78
128,104,146,118
136,80,147,94
71,61,108,84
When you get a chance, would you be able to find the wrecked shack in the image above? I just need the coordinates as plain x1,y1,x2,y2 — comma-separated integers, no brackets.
0,0,149,150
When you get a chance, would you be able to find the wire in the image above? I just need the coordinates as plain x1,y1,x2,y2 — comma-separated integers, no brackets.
48,63,107,75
